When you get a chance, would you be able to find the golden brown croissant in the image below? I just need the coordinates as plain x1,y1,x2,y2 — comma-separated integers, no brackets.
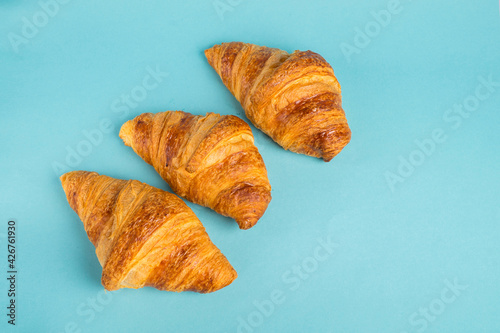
60,170,237,293
119,111,271,230
205,42,351,162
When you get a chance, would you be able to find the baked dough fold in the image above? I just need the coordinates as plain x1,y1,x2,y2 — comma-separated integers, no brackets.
60,171,237,293
205,42,351,162
119,111,271,230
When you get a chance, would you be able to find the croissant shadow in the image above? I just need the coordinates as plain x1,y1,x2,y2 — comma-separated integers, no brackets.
68,219,106,288
82,244,106,288
188,201,240,232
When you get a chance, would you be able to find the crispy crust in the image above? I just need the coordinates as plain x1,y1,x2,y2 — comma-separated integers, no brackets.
205,42,351,162
60,171,237,293
119,111,271,229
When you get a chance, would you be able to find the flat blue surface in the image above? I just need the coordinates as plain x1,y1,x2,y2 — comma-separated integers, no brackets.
1,1,500,332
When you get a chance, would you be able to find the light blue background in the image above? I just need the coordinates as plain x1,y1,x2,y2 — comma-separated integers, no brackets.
1,1,499,332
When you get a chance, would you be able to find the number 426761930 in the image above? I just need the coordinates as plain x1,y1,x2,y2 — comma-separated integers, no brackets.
7,221,15,270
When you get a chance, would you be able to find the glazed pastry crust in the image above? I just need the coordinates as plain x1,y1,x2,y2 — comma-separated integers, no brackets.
60,171,237,293
205,42,351,162
119,111,271,230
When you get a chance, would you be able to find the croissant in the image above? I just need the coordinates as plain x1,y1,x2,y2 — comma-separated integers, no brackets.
204,42,351,162
60,171,237,293
119,111,271,230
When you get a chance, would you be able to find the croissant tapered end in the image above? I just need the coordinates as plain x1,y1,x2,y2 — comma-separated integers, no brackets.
60,170,85,200
60,171,80,211
321,123,351,162
60,170,97,218
60,170,124,247
205,42,351,162
144,246,238,294
204,44,222,74
119,113,155,165
119,119,134,147
217,184,272,230
60,171,237,293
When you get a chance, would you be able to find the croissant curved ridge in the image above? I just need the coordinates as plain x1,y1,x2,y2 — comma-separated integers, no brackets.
60,170,237,293
119,111,271,230
205,41,351,162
